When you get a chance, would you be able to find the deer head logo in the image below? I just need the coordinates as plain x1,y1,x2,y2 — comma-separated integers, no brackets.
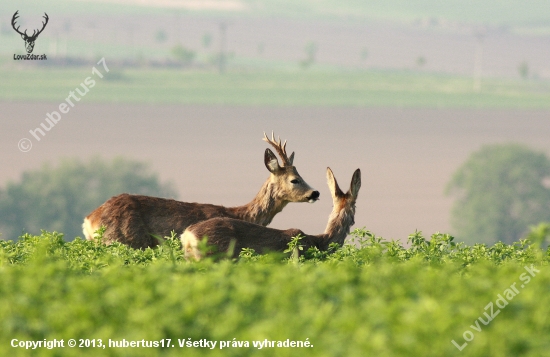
12,11,49,54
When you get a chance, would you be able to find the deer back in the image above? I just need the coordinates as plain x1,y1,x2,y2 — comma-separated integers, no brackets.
86,194,242,248
182,217,310,259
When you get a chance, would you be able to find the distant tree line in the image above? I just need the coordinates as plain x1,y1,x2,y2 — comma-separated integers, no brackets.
447,143,550,244
0,157,176,241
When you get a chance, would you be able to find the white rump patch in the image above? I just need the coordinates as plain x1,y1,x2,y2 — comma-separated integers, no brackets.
82,217,94,241
181,230,200,260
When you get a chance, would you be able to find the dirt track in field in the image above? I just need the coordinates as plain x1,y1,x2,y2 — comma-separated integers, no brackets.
1,102,549,241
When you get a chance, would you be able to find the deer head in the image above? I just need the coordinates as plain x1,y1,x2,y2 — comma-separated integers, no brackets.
12,11,49,54
324,167,361,241
263,132,320,204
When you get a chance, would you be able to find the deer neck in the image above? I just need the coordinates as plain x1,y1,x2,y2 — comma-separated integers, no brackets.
230,180,288,226
317,203,355,250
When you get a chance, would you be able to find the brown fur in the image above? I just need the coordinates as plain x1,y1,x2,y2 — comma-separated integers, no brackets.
83,133,319,249
182,167,361,259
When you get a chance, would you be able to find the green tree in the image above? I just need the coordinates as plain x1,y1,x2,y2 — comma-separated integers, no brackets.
518,60,529,80
299,41,317,70
360,47,369,63
416,56,426,68
155,29,167,43
171,45,196,65
0,157,177,241
202,33,212,48
446,143,550,244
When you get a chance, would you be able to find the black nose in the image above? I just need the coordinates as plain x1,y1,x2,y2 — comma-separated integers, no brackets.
310,191,320,199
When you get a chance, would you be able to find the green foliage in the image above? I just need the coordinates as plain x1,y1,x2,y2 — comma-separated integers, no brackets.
0,157,177,241
524,222,550,247
0,231,185,270
171,45,196,65
446,143,550,244
0,229,549,356
283,234,305,263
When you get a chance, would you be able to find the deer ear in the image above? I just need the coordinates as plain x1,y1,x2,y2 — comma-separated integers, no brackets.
264,148,281,173
349,169,361,199
288,152,295,165
327,167,343,199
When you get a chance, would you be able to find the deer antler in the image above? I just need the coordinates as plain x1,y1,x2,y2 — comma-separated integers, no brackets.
11,11,24,36
263,131,294,166
11,11,49,39
36,13,49,37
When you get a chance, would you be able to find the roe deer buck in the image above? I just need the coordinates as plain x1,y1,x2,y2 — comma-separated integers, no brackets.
182,167,360,260
82,133,320,249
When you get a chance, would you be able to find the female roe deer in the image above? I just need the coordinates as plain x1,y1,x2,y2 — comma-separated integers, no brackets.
82,133,320,249
181,167,360,260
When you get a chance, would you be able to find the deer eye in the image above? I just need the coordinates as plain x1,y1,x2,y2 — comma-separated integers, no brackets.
290,179,300,184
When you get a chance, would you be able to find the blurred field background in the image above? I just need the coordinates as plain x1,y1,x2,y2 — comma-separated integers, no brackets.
1,0,550,101
0,0,549,242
